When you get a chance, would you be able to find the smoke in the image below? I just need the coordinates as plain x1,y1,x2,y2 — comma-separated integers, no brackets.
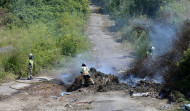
54,51,94,84
57,22,177,86
152,73,164,83
121,73,164,87
56,4,178,86
150,23,177,57
130,23,177,85
120,20,178,86
121,74,140,87
55,50,119,84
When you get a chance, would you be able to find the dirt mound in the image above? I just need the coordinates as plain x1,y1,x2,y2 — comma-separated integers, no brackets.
66,68,129,92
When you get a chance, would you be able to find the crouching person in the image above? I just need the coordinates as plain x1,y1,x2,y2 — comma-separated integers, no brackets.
80,63,94,86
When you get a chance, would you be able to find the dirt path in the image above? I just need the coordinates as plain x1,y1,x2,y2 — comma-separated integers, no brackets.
0,86,171,111
79,91,170,111
87,5,133,74
0,77,53,97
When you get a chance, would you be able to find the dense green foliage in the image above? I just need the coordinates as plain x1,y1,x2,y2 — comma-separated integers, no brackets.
0,0,90,82
176,48,190,89
0,0,89,27
100,0,172,18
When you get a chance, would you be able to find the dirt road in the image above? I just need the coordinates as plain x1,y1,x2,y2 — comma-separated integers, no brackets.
0,83,171,111
87,5,133,74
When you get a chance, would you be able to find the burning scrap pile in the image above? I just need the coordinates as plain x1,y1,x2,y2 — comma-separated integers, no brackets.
66,67,164,98
66,68,129,92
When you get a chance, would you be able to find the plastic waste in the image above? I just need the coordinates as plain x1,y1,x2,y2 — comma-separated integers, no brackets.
61,92,70,96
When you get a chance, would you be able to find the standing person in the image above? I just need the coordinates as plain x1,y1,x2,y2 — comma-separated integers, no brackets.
146,46,155,57
80,63,94,86
28,53,33,80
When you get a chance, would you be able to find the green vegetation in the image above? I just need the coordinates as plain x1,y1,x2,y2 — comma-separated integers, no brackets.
158,0,190,25
0,0,90,82
159,1,190,92
100,0,172,17
176,48,190,90
99,0,173,58
118,16,151,57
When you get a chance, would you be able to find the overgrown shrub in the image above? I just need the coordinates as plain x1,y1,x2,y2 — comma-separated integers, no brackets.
176,48,190,90
170,91,185,103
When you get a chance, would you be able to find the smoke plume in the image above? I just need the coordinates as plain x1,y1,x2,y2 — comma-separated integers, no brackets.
150,23,177,57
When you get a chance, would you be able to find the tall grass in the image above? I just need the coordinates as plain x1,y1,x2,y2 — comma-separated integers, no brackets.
0,23,61,76
117,16,151,58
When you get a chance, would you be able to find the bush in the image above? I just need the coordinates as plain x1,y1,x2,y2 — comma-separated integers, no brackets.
178,48,190,75
176,48,190,89
170,91,186,103
59,33,89,56
0,51,26,75
56,12,85,33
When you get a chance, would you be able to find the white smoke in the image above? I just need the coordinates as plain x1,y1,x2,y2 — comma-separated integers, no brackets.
121,73,164,87
55,50,116,84
121,22,177,86
121,74,140,87
56,23,177,85
150,23,176,57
